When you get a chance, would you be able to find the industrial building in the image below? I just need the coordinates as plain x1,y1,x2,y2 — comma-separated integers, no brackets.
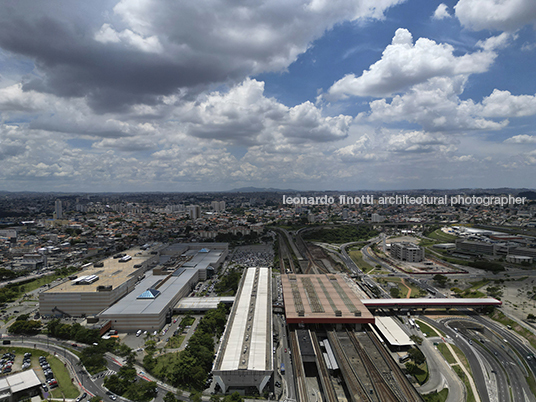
175,296,235,312
213,267,273,394
40,243,228,331
39,246,158,317
455,240,496,256
281,274,374,326
0,369,42,402
390,242,424,262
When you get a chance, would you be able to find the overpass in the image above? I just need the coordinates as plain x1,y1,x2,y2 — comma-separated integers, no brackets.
361,297,502,312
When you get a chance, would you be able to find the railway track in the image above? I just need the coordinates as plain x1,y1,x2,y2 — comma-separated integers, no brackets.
327,330,373,402
310,331,338,402
348,330,402,402
365,328,424,401
290,330,309,402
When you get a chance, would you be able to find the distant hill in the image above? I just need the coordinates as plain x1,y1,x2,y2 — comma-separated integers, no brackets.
229,187,297,193
518,191,536,200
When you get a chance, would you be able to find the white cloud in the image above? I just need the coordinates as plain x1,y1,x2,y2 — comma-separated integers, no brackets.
363,76,509,131
504,134,536,143
179,79,352,145
433,4,451,20
334,135,377,162
327,28,499,99
455,0,536,31
387,131,456,153
111,0,406,74
94,23,163,53
480,89,536,117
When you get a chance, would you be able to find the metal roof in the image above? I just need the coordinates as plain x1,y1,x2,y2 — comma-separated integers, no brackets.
362,297,502,308
374,316,415,347
217,267,272,372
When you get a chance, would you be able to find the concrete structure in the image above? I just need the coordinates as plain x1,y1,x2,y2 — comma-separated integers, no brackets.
362,297,502,312
175,296,235,312
373,316,415,347
188,205,201,220
40,243,227,322
390,242,424,262
0,370,42,402
371,213,384,223
54,199,62,220
213,267,273,394
281,274,374,325
509,247,536,258
99,267,199,331
211,201,226,212
506,254,533,264
39,246,158,317
455,240,496,256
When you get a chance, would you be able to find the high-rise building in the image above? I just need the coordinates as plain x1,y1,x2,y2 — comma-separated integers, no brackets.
55,199,63,220
371,213,384,223
188,205,201,220
211,201,226,212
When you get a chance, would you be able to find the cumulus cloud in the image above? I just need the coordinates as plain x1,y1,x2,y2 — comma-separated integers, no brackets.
334,135,377,162
432,4,451,20
363,76,509,131
479,89,536,117
504,134,536,143
387,131,456,153
178,79,352,145
0,0,404,113
455,0,536,31
327,28,499,99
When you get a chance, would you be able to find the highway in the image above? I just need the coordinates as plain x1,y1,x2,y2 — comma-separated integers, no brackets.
419,316,491,402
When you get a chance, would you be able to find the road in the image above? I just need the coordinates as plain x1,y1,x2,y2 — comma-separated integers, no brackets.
419,316,490,402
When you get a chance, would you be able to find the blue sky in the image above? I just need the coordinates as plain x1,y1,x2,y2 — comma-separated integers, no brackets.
0,0,535,192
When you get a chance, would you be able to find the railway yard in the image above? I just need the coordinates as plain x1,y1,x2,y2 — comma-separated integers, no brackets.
272,227,535,402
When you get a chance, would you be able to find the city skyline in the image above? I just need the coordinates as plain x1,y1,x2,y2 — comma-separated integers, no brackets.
1,0,536,192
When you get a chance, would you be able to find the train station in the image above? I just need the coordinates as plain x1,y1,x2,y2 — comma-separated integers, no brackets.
212,267,273,394
281,274,375,326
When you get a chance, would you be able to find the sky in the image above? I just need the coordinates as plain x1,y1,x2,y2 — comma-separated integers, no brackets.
0,0,536,193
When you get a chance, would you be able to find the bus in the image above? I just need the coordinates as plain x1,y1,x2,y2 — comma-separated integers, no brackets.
399,354,410,363
281,363,285,374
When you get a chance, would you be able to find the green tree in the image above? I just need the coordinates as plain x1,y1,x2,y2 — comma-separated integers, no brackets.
408,347,426,365
164,391,177,402
390,287,401,298
433,274,448,288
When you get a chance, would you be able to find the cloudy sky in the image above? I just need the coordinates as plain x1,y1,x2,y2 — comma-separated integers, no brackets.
1,0,536,192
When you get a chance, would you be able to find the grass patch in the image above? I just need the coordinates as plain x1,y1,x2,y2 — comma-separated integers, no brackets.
490,309,536,350
450,344,471,373
423,388,449,402
48,354,80,398
453,365,476,402
437,343,456,365
179,316,195,327
428,229,458,242
415,361,429,384
415,320,445,338
348,249,374,274
166,335,185,349
0,347,79,398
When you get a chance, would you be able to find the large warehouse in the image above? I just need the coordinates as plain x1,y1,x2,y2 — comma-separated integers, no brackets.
40,243,228,330
212,267,273,394
281,274,374,326
39,246,158,316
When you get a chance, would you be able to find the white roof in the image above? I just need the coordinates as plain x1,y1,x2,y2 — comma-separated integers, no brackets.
374,316,415,347
219,267,271,371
